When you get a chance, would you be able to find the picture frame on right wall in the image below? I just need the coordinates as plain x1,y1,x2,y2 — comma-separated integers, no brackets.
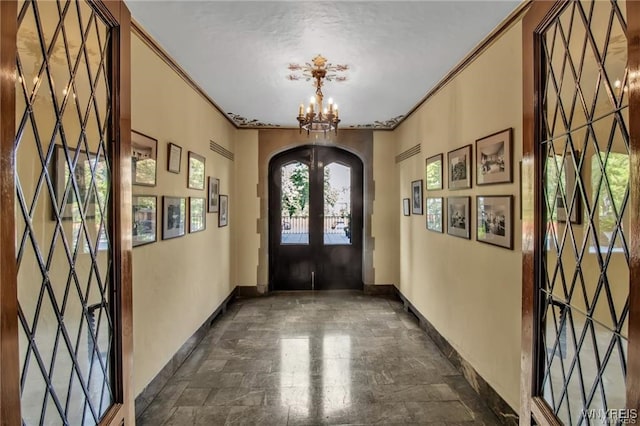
448,145,472,189
425,154,443,190
447,196,471,239
411,180,423,215
476,195,513,249
218,195,228,227
403,198,411,216
208,177,220,213
476,128,513,185
426,197,444,233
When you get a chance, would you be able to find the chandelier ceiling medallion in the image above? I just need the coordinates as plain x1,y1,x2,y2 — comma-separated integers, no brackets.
291,55,348,136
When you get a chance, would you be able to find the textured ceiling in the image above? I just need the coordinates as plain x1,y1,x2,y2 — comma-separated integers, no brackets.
125,1,521,129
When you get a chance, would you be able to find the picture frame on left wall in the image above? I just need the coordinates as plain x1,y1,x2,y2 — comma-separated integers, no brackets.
131,130,157,186
167,142,182,174
403,198,411,216
162,196,186,239
132,195,157,247
188,151,206,190
411,180,423,215
218,195,229,227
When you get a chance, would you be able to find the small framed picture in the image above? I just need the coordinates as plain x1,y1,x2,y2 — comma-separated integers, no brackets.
189,197,206,233
411,180,423,215
476,128,513,185
131,130,157,186
188,152,206,190
208,177,220,213
425,154,443,190
162,196,186,239
218,195,228,227
132,195,157,247
403,198,411,216
167,142,182,174
447,196,471,239
476,195,513,249
426,197,444,233
448,145,472,190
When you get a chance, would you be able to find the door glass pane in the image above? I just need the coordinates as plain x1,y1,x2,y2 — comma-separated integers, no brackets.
15,1,114,424
323,162,351,245
281,161,309,245
539,1,629,422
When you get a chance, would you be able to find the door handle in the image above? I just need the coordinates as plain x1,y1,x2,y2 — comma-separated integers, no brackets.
311,271,315,291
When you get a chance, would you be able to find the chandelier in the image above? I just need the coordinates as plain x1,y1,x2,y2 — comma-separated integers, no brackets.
296,55,340,136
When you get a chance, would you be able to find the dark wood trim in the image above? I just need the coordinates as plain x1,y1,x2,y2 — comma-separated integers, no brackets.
0,1,21,423
521,2,565,424
108,1,135,424
531,397,562,426
627,0,640,413
395,287,518,425
135,287,237,419
130,21,240,129
398,1,532,130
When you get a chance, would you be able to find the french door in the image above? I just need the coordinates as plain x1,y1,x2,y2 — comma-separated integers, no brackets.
522,0,639,424
0,1,133,424
269,145,363,291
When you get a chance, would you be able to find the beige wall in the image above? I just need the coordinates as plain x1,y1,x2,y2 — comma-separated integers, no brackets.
131,33,236,395
394,21,523,409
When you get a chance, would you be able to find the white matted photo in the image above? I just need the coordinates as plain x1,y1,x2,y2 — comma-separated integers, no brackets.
218,194,228,227
447,196,470,239
476,195,513,249
448,145,472,190
476,128,513,185
208,177,220,213
411,180,423,215
403,198,410,216
162,196,186,239
426,197,444,233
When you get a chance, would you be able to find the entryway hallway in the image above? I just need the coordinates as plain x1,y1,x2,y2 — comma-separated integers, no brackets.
137,292,500,425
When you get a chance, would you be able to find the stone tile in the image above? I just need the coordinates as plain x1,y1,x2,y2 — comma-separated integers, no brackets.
224,406,290,425
135,292,502,426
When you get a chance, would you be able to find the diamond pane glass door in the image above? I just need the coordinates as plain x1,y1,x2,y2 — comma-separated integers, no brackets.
538,0,629,422
15,0,115,424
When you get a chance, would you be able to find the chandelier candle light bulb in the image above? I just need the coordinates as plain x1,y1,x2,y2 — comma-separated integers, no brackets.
296,54,342,136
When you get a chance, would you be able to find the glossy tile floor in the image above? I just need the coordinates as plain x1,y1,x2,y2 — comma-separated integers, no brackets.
137,291,500,425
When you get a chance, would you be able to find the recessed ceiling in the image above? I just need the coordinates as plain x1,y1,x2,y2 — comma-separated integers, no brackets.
125,1,521,129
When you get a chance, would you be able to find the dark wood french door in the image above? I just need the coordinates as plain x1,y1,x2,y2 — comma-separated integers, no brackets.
522,0,639,424
269,145,363,291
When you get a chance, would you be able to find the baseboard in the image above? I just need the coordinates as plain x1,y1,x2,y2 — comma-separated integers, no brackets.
395,287,519,425
236,285,263,297
363,284,396,295
134,287,238,419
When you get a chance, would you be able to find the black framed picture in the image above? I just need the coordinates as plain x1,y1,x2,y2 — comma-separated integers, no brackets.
411,180,423,215
218,195,228,227
425,154,443,190
208,177,220,213
426,197,444,233
132,195,157,247
447,196,471,239
476,195,513,249
131,130,157,186
162,196,186,239
476,128,513,185
188,152,206,190
403,198,410,216
167,142,182,174
448,145,472,190
189,197,206,233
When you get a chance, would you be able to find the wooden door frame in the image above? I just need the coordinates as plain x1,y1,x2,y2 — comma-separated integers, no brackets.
0,1,133,424
521,0,640,424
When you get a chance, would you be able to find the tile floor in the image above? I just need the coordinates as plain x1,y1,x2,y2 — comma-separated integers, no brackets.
137,291,500,425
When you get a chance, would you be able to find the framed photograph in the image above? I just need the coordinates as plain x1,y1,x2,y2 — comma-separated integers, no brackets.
403,198,411,216
218,195,228,227
447,196,471,239
188,151,206,190
167,142,182,174
556,152,582,224
208,177,220,213
411,180,423,215
448,145,472,189
162,196,186,239
54,145,103,220
477,195,513,249
131,130,157,186
425,154,443,190
426,197,444,233
476,128,513,185
189,197,206,233
132,195,157,247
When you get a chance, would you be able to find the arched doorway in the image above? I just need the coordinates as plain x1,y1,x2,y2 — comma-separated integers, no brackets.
269,145,363,290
